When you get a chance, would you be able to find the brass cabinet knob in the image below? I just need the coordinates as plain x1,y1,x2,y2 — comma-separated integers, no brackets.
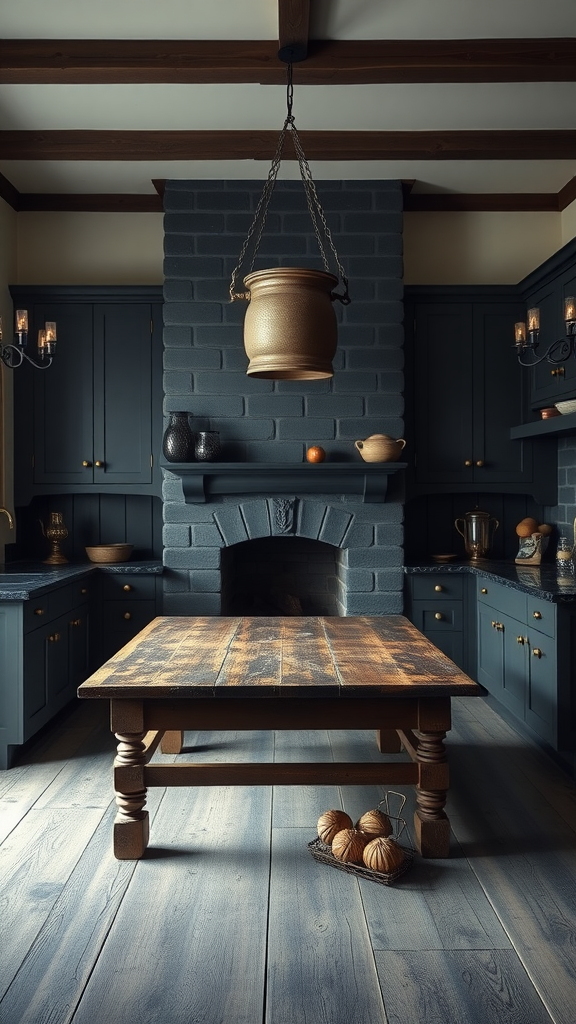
48,632,61,642
95,460,105,468
82,460,92,468
34,607,45,616
516,635,526,645
492,621,503,631
475,460,484,467
70,618,82,627
533,611,542,619
464,459,473,467
434,585,443,592
123,584,132,592
81,588,88,595
532,647,543,658
434,612,443,621
550,367,565,377
481,588,488,594
123,612,132,620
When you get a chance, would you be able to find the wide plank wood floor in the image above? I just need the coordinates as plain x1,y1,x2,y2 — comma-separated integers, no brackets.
1,693,575,1024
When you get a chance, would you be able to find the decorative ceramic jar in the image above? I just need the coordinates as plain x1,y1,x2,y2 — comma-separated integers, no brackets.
194,431,221,462
39,511,69,564
162,411,194,463
242,268,339,379
354,434,407,463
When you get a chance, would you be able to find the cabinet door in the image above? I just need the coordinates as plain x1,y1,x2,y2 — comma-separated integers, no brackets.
472,303,531,485
501,616,527,720
525,631,557,745
476,604,505,698
32,304,94,485
93,304,154,485
413,304,474,483
67,608,91,691
23,615,70,739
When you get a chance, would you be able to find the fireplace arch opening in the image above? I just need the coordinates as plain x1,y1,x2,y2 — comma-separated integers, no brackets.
221,536,343,616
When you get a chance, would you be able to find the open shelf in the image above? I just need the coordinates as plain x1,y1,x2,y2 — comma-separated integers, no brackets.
510,412,576,440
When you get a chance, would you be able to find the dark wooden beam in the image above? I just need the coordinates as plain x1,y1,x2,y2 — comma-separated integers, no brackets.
558,176,576,211
0,39,575,84
278,0,310,63
16,193,163,212
1,129,574,161
404,192,560,212
0,171,21,210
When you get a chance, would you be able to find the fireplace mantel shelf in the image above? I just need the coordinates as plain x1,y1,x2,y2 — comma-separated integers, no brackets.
161,462,407,504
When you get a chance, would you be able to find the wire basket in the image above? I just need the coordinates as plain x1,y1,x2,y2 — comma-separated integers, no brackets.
307,792,415,886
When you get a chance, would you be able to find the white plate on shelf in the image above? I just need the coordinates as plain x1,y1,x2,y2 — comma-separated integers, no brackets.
554,400,576,415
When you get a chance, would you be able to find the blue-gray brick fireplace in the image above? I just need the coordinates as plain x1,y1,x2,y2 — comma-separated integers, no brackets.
161,179,405,616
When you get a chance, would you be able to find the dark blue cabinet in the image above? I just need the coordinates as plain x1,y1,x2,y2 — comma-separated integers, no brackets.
10,287,163,503
405,288,555,503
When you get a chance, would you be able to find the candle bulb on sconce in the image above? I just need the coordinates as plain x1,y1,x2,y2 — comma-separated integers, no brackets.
514,296,576,366
15,309,28,346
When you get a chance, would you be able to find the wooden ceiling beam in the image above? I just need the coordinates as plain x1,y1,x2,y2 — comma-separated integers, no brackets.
2,129,574,161
1,39,575,84
278,0,310,63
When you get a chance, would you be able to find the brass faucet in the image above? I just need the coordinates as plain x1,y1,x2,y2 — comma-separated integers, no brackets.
0,507,14,529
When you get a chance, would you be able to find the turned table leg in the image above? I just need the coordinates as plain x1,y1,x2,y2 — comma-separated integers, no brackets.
160,730,183,754
414,728,450,858
113,731,150,860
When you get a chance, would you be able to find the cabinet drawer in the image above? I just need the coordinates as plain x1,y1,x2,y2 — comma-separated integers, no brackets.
50,577,92,618
476,579,527,621
411,575,463,601
24,593,52,632
102,574,157,601
411,600,463,631
525,600,556,639
103,601,156,633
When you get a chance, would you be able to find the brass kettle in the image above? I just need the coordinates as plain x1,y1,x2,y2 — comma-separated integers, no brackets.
354,434,407,463
455,508,499,561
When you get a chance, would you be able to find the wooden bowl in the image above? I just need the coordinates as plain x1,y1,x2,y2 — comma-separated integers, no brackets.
85,544,133,563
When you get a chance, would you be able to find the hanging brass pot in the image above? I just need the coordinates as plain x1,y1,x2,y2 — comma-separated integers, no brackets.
242,267,339,380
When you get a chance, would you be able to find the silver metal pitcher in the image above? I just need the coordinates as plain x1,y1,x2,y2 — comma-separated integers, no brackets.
454,508,499,561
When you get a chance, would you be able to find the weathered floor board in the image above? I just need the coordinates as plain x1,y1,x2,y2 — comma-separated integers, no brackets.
0,695,575,1024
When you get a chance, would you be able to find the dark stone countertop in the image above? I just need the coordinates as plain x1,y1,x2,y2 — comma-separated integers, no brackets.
404,560,576,603
0,561,163,601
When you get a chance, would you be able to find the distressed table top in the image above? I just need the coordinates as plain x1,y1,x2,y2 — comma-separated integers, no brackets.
78,615,481,700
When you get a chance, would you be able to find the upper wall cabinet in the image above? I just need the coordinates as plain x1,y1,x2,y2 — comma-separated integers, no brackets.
405,288,556,505
10,287,163,504
518,240,576,408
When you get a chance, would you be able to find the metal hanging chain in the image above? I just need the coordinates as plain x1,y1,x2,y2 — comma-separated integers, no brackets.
229,64,350,304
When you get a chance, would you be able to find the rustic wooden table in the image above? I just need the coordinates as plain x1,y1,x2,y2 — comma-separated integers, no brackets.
78,615,481,860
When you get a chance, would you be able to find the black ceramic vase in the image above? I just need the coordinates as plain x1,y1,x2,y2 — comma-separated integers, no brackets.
162,411,194,462
194,431,221,462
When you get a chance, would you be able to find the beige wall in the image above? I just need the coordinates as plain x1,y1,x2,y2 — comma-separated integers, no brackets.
0,199,17,558
16,212,164,285
403,211,562,285
13,207,571,290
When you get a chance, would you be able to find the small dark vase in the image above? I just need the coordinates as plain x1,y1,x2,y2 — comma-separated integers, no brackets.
194,431,221,462
162,411,194,463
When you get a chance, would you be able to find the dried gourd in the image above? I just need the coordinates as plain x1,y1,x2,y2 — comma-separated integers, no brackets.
362,835,405,873
317,809,353,845
331,828,368,864
355,808,393,838
516,517,539,537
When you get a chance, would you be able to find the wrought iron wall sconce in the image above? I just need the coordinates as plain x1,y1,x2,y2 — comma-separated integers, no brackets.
0,310,57,369
514,297,576,366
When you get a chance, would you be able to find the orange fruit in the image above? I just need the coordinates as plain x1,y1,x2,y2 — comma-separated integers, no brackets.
306,446,326,463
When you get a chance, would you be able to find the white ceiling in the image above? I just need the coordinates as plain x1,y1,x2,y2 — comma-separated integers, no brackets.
1,0,575,197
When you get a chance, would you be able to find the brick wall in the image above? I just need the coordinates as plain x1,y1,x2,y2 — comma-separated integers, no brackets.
162,179,405,615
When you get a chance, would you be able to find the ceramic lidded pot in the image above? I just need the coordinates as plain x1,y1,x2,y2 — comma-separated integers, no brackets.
354,434,407,463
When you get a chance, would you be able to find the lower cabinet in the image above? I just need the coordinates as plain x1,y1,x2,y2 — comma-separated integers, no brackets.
98,573,159,664
476,579,563,749
404,572,472,674
0,568,161,769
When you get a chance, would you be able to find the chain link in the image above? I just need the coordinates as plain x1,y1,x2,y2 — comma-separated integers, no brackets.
229,65,350,305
